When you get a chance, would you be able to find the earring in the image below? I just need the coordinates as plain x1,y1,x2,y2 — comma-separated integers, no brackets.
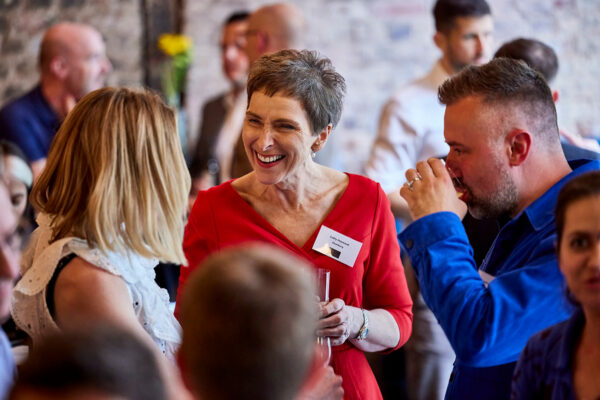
311,151,316,159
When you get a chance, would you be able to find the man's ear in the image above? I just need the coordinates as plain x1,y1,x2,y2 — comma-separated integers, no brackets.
311,124,332,152
433,31,447,53
49,55,69,80
256,30,270,55
552,90,559,103
506,129,531,166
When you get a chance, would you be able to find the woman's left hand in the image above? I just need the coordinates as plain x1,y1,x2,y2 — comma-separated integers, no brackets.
317,298,359,346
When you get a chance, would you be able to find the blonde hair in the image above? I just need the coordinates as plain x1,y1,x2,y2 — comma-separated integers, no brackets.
31,87,190,264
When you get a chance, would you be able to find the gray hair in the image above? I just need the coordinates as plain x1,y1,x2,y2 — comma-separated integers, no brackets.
247,49,346,135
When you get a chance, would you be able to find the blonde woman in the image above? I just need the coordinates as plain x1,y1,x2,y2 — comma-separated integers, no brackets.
10,88,190,395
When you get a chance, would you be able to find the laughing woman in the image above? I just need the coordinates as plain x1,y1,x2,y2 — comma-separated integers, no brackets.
176,49,413,400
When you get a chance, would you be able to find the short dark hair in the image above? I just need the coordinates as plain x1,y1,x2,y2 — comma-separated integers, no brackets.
247,49,346,135
9,325,165,400
494,38,559,83
224,10,249,26
433,0,491,33
180,244,317,400
438,57,559,144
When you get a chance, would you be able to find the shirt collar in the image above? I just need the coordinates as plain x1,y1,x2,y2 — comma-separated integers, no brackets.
523,159,600,231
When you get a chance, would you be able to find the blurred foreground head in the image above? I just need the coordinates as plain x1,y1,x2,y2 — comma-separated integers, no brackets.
180,244,317,400
9,324,165,400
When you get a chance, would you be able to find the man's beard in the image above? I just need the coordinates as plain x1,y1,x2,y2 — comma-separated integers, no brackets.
467,166,519,220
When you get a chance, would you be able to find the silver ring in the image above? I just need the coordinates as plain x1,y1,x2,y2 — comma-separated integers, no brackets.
407,177,421,190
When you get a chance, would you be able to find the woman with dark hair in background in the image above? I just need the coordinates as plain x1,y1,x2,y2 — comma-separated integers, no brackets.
0,141,34,222
512,171,600,399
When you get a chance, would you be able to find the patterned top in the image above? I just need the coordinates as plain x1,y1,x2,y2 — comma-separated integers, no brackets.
11,214,181,362
511,307,582,400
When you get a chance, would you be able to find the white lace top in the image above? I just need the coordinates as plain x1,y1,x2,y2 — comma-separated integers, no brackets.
11,214,181,362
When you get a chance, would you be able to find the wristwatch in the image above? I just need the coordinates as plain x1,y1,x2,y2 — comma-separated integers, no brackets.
355,308,369,340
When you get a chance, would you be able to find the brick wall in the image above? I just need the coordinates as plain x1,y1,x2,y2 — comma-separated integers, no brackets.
1,0,599,173
0,0,142,102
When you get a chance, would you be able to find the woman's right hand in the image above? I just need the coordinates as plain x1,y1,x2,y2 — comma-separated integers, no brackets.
317,298,360,346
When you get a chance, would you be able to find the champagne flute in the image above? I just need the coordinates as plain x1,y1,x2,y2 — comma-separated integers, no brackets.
316,268,332,365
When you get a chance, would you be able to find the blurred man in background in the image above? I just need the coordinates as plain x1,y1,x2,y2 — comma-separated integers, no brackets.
188,12,250,194
0,22,111,180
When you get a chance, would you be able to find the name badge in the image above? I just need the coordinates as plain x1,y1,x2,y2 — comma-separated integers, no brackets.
312,225,363,267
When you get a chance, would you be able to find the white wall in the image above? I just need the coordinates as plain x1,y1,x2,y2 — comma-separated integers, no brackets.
185,0,600,173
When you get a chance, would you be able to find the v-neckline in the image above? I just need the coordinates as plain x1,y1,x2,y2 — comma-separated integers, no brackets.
225,173,353,253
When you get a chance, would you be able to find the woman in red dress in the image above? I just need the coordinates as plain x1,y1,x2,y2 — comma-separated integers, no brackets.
177,49,413,400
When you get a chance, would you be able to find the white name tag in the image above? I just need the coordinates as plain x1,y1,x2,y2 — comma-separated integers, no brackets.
312,225,363,267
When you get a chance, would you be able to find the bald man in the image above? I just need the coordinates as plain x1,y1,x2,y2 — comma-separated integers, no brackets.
245,3,306,64
228,3,307,179
0,22,112,179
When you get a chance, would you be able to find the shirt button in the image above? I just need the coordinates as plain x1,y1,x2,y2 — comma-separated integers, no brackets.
405,239,414,249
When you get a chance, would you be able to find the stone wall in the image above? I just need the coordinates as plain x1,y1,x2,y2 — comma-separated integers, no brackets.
184,0,600,172
1,0,599,173
0,0,143,102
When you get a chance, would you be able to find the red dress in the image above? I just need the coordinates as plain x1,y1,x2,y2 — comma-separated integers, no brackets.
176,173,413,400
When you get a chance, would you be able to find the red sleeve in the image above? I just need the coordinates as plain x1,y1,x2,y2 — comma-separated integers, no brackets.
174,189,219,319
363,183,413,350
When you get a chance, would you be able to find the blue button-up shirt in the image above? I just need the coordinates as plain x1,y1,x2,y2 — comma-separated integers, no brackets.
0,85,61,162
399,159,600,400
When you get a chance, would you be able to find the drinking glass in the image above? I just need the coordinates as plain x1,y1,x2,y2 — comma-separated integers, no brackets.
316,268,331,365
